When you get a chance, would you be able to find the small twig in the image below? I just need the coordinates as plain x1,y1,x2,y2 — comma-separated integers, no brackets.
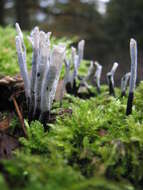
11,96,27,137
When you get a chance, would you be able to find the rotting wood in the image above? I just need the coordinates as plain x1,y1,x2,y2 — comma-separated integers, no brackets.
0,75,24,111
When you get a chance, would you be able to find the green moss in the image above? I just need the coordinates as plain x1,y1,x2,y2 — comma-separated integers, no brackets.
1,27,143,190
0,26,31,76
1,83,143,189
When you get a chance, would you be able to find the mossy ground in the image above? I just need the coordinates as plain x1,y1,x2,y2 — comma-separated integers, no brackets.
0,27,143,190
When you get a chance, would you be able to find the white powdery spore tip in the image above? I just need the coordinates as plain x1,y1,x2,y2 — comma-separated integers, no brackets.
53,44,66,56
129,38,137,92
111,62,119,75
15,23,23,40
130,38,137,49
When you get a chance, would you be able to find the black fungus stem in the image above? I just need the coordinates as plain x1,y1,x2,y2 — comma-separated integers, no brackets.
121,91,126,97
108,75,115,96
40,111,50,127
126,92,134,115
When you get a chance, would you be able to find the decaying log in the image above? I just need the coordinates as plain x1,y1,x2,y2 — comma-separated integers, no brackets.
0,75,24,110
0,75,65,111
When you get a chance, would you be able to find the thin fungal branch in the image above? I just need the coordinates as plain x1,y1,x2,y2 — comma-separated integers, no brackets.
106,62,118,96
34,31,51,119
40,45,65,124
69,41,85,94
94,62,102,93
85,61,96,84
78,61,96,93
121,72,131,97
15,23,30,102
78,61,102,95
126,38,137,116
59,58,71,106
77,40,85,67
28,26,40,119
71,47,78,87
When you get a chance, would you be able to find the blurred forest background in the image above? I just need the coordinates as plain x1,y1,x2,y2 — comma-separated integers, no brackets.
0,0,143,83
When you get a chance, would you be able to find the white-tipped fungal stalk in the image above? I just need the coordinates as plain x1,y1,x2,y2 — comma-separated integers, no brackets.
110,62,119,75
78,40,85,67
15,24,30,100
107,62,118,96
28,26,40,117
94,62,102,93
40,45,65,122
126,38,137,115
59,58,71,104
121,72,131,97
64,58,71,85
69,54,79,94
129,39,137,93
66,41,85,95
15,23,24,44
71,47,78,87
71,47,76,64
49,45,66,107
34,31,51,117
72,54,79,84
85,61,96,84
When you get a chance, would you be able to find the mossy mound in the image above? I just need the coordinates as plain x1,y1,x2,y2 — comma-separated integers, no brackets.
0,27,143,190
0,82,143,190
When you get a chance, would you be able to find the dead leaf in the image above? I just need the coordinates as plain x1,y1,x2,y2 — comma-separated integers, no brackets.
0,114,12,132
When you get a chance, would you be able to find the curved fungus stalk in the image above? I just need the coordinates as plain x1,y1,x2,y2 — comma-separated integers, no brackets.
34,31,51,119
71,47,79,85
77,40,85,67
28,26,40,119
59,58,71,106
121,72,131,97
40,45,65,124
78,61,96,93
85,61,96,84
94,62,102,93
106,62,118,96
15,23,30,104
68,41,85,95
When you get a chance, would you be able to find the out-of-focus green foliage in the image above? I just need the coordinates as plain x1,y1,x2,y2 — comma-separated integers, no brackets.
0,26,32,76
